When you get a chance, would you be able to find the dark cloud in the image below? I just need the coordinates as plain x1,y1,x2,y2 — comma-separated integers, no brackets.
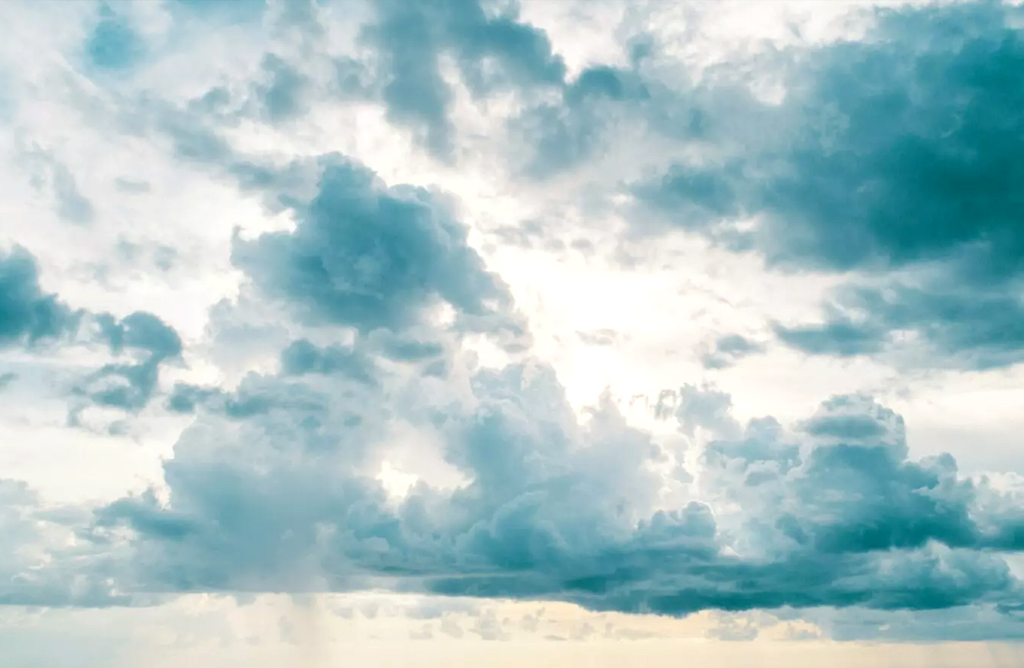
1,246,182,413
511,44,766,181
750,2,1024,277
510,65,643,176
634,1,1024,370
367,3,456,158
0,246,79,347
98,311,183,361
279,339,378,383
79,358,1024,623
364,0,565,159
7,195,1024,630
97,358,668,599
231,154,527,343
5,2,1024,643
634,162,742,230
775,276,1024,370
73,312,183,412
773,317,886,359
166,383,222,415
636,1,1024,276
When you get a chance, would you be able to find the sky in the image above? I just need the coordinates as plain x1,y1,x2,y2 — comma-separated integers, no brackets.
1,0,1024,666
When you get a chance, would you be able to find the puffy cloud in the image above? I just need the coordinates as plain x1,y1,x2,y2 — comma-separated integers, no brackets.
84,333,1024,622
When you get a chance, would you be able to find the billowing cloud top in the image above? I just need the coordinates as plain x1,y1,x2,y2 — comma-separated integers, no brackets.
2,0,1024,650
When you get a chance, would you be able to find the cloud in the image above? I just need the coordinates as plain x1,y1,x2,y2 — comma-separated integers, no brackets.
633,1,1024,370
0,246,79,347
3,0,1024,648
364,0,565,160
18,146,97,225
186,52,314,127
511,64,654,177
775,276,1024,370
72,311,183,412
1,245,181,414
84,3,146,71
699,334,765,370
254,54,311,123
0,479,126,606
231,154,528,345
82,344,1024,621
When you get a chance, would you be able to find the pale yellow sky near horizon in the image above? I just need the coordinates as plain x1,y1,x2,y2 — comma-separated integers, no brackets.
4,593,1023,668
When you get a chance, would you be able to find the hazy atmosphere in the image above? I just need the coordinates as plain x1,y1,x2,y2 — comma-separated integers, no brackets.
2,0,1024,666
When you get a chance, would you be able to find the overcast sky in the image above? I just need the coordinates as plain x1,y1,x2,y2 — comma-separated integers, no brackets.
2,0,1024,666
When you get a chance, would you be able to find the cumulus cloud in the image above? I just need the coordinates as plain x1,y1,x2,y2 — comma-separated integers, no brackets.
75,342,1024,621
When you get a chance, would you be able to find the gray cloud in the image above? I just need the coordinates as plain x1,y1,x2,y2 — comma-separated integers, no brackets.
78,357,1024,625
0,246,79,347
231,154,528,345
72,312,184,413
632,1,1024,370
0,246,182,413
364,0,565,160
699,334,766,370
